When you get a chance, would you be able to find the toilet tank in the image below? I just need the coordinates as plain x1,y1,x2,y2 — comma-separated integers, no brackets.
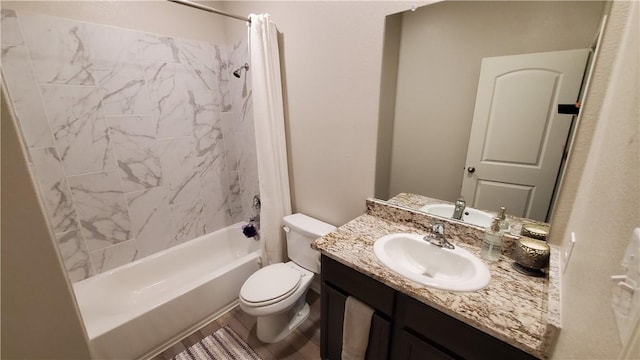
283,213,336,273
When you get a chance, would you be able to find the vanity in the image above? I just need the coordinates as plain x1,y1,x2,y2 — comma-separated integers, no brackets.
314,195,560,360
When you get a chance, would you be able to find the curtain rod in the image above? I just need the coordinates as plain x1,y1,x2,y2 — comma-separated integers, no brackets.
168,0,251,23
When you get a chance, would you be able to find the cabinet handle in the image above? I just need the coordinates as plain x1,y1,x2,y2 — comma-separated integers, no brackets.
467,167,476,173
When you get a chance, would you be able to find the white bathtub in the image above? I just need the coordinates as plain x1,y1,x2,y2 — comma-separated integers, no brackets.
73,223,262,359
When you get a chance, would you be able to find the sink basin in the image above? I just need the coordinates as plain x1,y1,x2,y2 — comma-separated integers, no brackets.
373,233,490,292
419,203,493,228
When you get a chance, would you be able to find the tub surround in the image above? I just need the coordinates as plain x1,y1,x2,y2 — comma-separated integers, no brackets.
0,9,259,282
313,197,560,359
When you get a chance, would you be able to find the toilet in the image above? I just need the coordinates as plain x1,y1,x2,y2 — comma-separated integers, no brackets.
239,213,336,343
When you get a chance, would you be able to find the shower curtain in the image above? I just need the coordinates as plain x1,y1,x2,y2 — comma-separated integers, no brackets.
249,14,291,264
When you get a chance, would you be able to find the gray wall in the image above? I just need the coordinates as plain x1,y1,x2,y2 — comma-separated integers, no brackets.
2,84,92,360
221,1,423,226
384,1,605,201
375,14,403,201
551,1,639,357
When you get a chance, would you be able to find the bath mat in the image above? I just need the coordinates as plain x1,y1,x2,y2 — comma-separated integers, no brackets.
173,325,262,360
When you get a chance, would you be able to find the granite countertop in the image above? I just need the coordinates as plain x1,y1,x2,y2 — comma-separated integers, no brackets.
313,197,560,359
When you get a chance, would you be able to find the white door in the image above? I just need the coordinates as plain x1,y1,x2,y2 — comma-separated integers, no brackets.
461,49,589,221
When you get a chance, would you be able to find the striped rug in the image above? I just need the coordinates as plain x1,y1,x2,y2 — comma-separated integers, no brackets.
173,326,262,360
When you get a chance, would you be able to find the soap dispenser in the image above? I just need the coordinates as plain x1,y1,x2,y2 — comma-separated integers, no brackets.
481,217,503,262
497,206,510,234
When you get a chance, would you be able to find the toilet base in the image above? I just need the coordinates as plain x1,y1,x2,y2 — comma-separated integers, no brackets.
256,301,310,343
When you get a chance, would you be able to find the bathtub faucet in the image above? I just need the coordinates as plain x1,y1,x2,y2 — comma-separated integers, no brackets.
253,195,261,211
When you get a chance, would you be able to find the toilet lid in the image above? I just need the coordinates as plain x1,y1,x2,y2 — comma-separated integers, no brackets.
240,264,301,306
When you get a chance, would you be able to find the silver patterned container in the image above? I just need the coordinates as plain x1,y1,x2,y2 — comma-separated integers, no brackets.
513,236,550,275
520,223,550,241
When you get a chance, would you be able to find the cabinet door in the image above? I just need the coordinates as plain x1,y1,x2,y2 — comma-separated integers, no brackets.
321,283,346,359
365,313,392,360
321,283,392,360
396,294,537,360
394,330,457,360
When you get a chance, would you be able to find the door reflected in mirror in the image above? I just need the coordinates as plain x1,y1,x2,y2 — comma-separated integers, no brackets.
375,0,606,222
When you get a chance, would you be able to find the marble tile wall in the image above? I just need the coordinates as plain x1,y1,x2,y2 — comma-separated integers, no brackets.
226,40,259,223
1,9,259,282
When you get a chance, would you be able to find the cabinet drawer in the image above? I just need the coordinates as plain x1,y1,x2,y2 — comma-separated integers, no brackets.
397,294,537,360
321,255,395,316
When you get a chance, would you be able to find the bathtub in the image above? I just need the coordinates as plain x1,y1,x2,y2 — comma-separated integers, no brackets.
73,223,262,359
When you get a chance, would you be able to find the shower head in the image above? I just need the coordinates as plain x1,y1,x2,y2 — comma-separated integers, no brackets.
233,63,250,78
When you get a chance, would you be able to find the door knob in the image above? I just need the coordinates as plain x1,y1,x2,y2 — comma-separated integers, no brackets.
467,167,476,173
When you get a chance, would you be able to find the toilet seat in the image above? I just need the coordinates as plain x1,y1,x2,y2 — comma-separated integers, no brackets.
240,263,301,307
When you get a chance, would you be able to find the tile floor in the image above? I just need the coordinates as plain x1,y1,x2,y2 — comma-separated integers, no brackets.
152,291,321,360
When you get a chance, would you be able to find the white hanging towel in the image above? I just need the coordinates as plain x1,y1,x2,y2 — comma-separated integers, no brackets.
341,296,374,360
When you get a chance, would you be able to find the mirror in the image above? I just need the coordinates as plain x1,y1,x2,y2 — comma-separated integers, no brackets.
375,0,606,222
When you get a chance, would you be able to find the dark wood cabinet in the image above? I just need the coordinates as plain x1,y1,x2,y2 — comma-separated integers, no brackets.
320,255,538,360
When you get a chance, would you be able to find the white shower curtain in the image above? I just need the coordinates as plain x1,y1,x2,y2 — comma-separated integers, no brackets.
249,14,292,264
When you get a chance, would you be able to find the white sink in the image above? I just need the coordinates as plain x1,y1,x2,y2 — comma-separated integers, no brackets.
419,203,493,228
373,233,490,292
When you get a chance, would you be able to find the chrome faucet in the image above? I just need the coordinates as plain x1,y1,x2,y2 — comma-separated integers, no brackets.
424,223,455,250
452,196,466,220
